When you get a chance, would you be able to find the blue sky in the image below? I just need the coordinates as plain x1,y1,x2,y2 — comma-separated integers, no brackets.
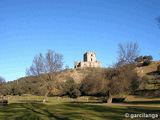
0,0,160,81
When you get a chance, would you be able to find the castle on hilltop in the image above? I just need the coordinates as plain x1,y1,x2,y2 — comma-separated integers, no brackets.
74,52,102,68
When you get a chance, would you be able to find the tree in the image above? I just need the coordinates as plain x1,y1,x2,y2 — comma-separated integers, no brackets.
143,55,153,61
135,56,143,63
80,67,140,103
63,78,81,98
104,66,140,103
116,41,140,67
0,76,6,95
135,55,153,66
142,55,153,66
108,41,141,103
80,68,108,96
0,76,6,84
26,50,63,102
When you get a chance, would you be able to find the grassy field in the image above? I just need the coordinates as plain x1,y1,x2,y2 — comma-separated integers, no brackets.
0,96,160,120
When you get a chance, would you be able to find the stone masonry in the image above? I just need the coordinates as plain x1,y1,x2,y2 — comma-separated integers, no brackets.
74,52,102,68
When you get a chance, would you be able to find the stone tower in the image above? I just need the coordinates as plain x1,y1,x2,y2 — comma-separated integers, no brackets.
84,52,96,62
74,52,101,68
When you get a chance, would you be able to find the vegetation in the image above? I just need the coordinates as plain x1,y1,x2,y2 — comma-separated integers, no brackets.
1,66,144,103
104,65,141,102
157,65,160,74
26,49,64,102
0,76,5,85
116,41,140,67
62,78,81,98
80,68,108,96
142,56,153,66
135,55,153,66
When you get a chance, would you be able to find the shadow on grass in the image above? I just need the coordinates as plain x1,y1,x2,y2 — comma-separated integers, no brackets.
0,102,160,120
125,100,160,105
64,102,160,120
71,101,103,104
21,103,69,120
17,100,41,102
0,102,69,120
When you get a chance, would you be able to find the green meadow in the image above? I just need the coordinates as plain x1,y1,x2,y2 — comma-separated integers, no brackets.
0,96,160,120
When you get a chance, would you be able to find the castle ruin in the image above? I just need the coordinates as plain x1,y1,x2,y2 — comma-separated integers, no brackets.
74,52,102,68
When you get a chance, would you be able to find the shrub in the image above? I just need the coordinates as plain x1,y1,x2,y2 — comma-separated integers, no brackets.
63,79,81,98
157,65,160,74
142,55,153,66
135,56,143,63
142,61,152,66
80,69,108,96
135,55,153,66
0,100,8,106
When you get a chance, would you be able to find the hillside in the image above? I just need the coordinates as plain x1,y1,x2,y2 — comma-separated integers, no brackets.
57,67,104,83
136,61,160,89
134,61,160,98
1,61,160,96
136,61,160,78
68,61,160,84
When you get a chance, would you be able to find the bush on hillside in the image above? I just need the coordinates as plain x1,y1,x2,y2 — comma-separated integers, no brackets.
62,78,81,98
142,61,152,66
135,55,153,66
157,65,160,74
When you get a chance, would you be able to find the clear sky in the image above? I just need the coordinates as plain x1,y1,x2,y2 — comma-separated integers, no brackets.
0,0,160,81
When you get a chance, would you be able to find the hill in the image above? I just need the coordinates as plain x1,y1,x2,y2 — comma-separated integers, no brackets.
1,61,160,97
136,61,160,89
136,61,160,77
0,67,104,96
58,67,104,83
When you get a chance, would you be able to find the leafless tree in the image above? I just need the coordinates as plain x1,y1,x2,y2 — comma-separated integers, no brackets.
26,50,63,102
116,41,140,67
0,76,6,84
0,76,6,96
156,17,160,59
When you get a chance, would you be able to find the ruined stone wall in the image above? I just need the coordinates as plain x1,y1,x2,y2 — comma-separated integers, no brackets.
84,52,96,62
74,52,102,68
